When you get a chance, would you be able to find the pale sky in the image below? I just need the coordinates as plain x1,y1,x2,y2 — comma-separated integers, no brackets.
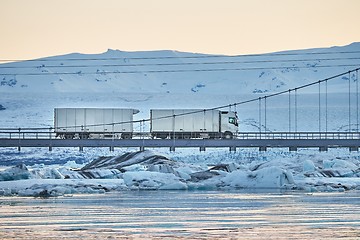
1,0,359,60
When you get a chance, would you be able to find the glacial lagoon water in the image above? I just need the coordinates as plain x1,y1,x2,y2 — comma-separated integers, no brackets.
0,190,359,239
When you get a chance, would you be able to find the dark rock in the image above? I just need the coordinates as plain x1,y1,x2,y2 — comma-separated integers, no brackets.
35,189,51,198
209,163,238,173
81,150,175,171
190,171,220,182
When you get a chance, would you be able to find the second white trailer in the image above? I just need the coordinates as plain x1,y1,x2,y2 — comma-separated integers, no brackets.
150,109,238,139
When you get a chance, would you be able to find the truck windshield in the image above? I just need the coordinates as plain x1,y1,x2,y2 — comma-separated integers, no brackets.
228,117,238,126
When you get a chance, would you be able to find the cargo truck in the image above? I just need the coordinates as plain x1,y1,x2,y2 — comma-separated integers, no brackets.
54,108,139,139
150,109,238,139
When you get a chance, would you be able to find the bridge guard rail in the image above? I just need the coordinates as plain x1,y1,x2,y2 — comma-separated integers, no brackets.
1,131,360,140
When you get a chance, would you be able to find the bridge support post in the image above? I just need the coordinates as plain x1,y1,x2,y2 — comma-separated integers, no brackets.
109,146,114,152
289,147,297,152
259,146,267,151
18,146,21,152
349,146,359,152
229,146,236,152
79,146,84,152
200,146,206,152
49,146,53,152
140,146,145,151
319,146,328,152
170,146,175,152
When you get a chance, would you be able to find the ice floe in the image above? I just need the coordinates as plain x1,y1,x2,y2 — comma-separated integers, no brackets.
0,150,359,197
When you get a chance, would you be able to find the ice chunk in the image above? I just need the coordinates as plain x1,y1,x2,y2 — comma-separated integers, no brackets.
303,160,316,172
222,166,295,189
122,171,186,190
0,164,32,181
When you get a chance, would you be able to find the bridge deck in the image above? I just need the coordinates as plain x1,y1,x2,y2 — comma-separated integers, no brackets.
0,131,359,151
0,138,359,152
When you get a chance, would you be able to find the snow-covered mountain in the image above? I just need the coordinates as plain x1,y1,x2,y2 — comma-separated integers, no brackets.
1,42,359,94
0,42,359,132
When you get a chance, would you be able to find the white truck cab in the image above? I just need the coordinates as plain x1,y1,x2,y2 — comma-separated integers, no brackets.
220,111,239,139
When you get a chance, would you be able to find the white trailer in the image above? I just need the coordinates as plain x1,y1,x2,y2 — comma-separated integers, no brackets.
150,109,238,139
54,108,139,139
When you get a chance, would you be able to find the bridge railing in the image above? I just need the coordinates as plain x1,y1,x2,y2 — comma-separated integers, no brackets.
236,132,360,139
1,130,360,140
0,130,56,140
0,131,151,140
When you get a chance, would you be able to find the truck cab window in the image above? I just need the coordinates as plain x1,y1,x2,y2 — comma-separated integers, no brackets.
228,117,239,127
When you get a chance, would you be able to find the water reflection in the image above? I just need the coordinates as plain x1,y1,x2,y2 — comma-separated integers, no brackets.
0,191,359,239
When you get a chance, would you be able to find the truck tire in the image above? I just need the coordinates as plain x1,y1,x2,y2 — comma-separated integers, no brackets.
183,134,191,140
79,133,89,139
170,134,181,139
121,133,132,139
65,134,74,139
223,131,233,139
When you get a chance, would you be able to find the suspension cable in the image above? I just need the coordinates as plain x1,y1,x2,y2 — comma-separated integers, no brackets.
288,90,291,132
357,70,359,132
349,71,351,131
325,80,328,132
259,97,262,134
295,88,298,133
264,96,267,133
318,81,321,132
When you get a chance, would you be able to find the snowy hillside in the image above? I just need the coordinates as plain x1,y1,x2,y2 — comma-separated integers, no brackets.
1,42,360,132
0,42,359,94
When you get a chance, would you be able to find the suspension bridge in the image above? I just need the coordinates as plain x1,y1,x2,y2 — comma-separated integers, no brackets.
0,68,359,152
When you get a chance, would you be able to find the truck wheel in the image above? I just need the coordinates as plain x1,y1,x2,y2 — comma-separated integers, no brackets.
79,133,89,139
121,133,132,139
170,134,180,139
183,134,191,140
159,134,168,139
223,132,233,139
65,134,74,139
